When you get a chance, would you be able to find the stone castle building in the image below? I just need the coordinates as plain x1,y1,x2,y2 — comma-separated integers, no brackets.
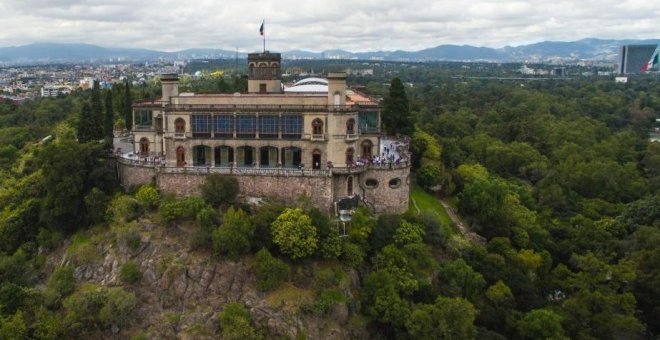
117,52,410,214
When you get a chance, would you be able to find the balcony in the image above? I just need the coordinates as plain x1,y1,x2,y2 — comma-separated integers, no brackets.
345,133,359,141
311,133,326,141
174,132,187,140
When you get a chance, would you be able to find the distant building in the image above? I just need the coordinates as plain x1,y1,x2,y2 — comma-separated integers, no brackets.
40,85,71,97
618,44,657,75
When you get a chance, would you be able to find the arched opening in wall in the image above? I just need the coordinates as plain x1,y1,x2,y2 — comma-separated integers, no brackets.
347,176,354,196
334,91,341,106
260,146,278,168
174,118,186,133
346,118,355,135
236,146,256,167
214,146,234,167
346,147,354,166
193,145,211,166
139,138,149,156
365,178,378,188
312,149,321,169
361,139,373,159
312,118,323,135
389,178,402,189
281,147,302,168
176,146,185,167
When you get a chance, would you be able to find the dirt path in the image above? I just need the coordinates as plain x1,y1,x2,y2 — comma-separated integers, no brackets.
439,199,486,244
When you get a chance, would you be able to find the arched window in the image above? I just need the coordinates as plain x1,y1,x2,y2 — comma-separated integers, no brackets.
346,148,354,165
176,146,185,167
312,118,323,135
347,176,354,195
334,91,341,106
346,118,355,135
174,118,186,133
139,138,149,156
361,140,373,159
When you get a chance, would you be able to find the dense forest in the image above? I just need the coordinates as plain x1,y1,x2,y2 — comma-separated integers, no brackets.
0,64,659,339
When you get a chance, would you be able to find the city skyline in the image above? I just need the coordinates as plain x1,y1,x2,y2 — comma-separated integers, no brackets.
0,0,658,52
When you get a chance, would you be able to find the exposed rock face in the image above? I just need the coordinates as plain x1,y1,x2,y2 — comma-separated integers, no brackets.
49,219,359,339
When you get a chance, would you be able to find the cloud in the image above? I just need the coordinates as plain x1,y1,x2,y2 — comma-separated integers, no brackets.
0,0,658,52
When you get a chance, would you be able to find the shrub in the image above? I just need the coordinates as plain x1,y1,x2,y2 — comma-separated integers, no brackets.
212,207,254,257
84,188,110,224
107,195,141,223
271,208,318,259
218,303,260,340
254,248,289,291
340,242,365,268
36,228,64,251
159,199,186,225
201,174,239,207
112,221,141,251
66,233,99,265
393,220,425,245
63,284,136,334
189,207,218,250
45,266,76,305
119,261,141,284
135,185,160,209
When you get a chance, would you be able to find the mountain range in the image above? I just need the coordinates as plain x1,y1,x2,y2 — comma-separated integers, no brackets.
0,38,658,64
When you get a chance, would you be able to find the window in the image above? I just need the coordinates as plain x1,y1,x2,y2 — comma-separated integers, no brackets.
191,114,211,137
193,145,211,166
346,148,354,165
282,147,302,168
282,115,302,139
334,91,341,106
389,178,402,189
174,118,185,133
135,110,152,129
213,115,233,138
312,149,321,169
260,146,278,167
259,115,279,138
312,118,323,135
214,146,234,167
176,146,185,167
236,146,255,167
236,115,256,138
139,138,149,156
347,176,353,195
346,118,355,135
361,140,373,159
365,179,379,188
259,84,267,93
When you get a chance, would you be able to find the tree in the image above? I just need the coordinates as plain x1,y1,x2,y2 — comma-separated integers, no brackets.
517,309,567,340
212,207,254,257
271,208,318,259
77,103,95,142
437,259,485,301
90,80,103,139
382,78,413,136
104,89,114,142
123,80,133,130
361,270,410,328
254,248,289,291
218,303,260,340
405,296,477,340
200,174,239,207
134,184,160,210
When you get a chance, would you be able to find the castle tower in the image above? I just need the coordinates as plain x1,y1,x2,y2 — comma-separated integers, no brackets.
247,52,282,93
160,74,179,103
327,72,347,106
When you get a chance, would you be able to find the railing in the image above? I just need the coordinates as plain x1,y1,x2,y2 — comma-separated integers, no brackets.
310,133,326,141
165,103,357,113
173,132,187,139
345,133,359,141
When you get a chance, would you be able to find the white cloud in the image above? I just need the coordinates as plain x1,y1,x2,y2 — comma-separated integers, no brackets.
0,0,658,51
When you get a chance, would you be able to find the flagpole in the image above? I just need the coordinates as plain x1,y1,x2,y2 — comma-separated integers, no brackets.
263,19,266,53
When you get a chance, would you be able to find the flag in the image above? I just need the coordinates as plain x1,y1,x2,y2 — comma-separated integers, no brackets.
643,49,659,72
260,20,264,36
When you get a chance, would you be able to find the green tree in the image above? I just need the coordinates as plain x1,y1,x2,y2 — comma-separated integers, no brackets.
218,303,260,340
254,248,289,291
271,208,318,259
134,184,160,210
90,80,103,139
0,311,26,340
437,259,485,301
77,103,95,142
104,90,114,142
123,80,133,130
119,261,141,284
382,78,413,136
212,207,254,257
517,309,567,340
361,270,410,328
405,296,477,340
200,174,239,207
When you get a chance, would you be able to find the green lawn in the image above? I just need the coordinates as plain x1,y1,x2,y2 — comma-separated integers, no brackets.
408,186,455,231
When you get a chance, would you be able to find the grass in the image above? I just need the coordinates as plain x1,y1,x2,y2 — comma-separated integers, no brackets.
265,283,315,314
409,185,456,232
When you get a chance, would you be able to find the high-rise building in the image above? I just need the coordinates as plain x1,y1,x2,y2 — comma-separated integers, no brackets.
618,44,658,75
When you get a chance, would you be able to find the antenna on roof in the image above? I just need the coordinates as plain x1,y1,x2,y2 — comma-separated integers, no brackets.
259,19,266,53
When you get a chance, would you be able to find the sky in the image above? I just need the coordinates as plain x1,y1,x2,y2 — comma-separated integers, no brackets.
0,0,658,52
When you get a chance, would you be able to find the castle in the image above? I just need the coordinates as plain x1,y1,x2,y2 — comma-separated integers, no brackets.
117,52,410,214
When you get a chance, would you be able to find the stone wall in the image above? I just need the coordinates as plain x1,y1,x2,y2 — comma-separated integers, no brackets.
358,167,410,214
117,162,156,190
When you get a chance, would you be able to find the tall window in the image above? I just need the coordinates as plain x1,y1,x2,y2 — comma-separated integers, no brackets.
236,115,256,138
191,114,211,137
346,118,355,135
135,110,152,129
176,146,185,167
361,140,373,159
346,148,354,165
139,138,149,156
334,92,341,106
174,118,185,133
213,115,233,138
259,115,279,139
312,118,323,135
347,176,353,195
282,115,302,139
